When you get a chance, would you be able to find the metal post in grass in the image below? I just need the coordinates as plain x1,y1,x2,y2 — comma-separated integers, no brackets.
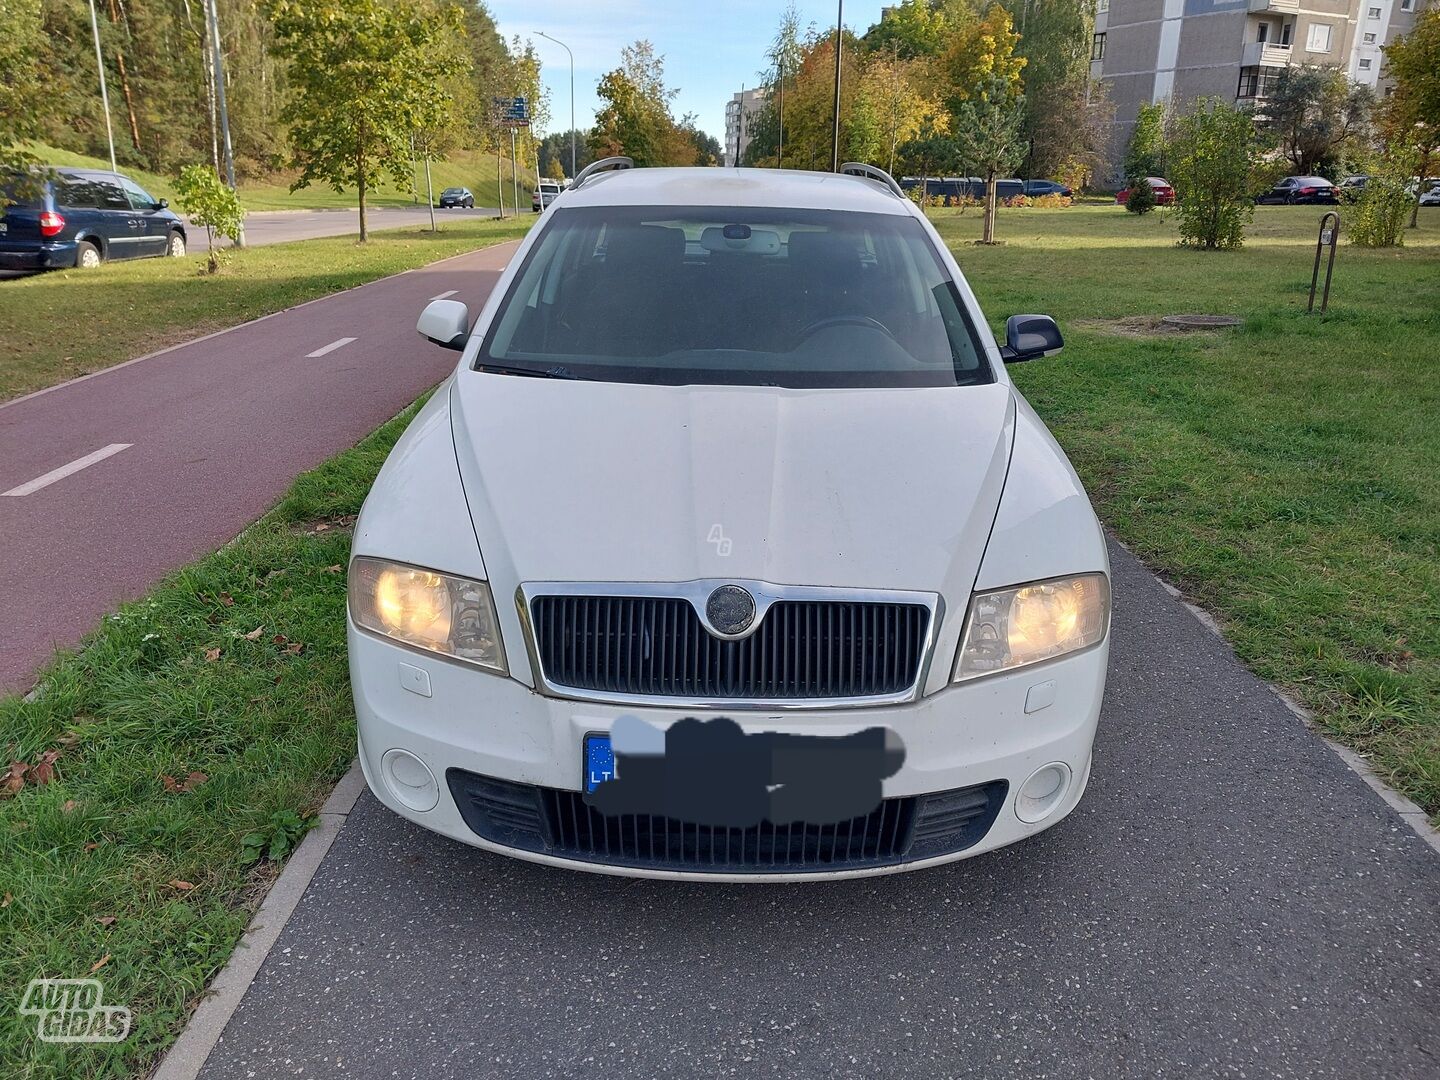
1308,211,1339,314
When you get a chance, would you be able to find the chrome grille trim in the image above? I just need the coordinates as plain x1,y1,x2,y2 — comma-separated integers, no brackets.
516,580,942,710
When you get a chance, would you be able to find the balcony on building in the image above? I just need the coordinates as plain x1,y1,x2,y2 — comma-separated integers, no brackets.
1242,40,1294,67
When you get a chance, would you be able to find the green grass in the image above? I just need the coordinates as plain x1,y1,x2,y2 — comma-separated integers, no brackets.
0,401,421,1078
0,215,535,401
25,143,534,211
929,203,1440,815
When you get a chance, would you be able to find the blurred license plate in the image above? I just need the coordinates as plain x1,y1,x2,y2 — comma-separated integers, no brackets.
583,734,616,793
0,222,8,234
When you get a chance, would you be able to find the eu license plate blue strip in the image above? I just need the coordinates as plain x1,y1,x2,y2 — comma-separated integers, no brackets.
584,734,616,793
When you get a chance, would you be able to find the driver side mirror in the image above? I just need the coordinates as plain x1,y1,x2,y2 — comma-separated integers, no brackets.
156,198,168,209
417,299,470,351
1000,314,1063,363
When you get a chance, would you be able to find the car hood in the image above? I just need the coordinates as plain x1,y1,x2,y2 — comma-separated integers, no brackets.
450,374,1015,614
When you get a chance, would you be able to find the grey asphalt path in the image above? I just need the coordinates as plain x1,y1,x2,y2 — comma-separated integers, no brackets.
196,540,1440,1079
0,240,518,693
217,205,510,248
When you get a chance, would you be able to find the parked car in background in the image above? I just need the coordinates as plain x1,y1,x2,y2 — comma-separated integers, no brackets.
1336,175,1369,202
1256,176,1339,205
532,178,562,212
1021,179,1074,198
0,167,185,271
1115,177,1175,206
1420,180,1440,207
438,187,474,208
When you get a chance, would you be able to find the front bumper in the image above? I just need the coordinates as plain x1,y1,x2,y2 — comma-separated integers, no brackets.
349,620,1107,881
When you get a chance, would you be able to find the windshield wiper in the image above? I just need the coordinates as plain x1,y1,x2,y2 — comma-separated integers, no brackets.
475,362,582,380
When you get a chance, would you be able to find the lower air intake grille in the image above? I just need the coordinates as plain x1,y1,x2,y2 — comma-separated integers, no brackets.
446,769,1007,874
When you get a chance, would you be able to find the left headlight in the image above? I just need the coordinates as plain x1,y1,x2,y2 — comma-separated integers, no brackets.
348,556,507,674
953,572,1109,682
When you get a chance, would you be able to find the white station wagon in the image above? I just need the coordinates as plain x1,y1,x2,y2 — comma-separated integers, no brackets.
347,160,1111,880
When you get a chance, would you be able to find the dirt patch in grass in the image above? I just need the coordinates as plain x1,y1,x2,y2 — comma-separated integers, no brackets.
1075,314,1242,337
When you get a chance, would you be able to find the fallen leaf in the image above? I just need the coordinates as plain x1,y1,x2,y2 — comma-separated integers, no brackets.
30,752,57,786
3,762,27,795
168,879,195,891
84,842,98,852
244,626,265,641
264,569,286,581
313,522,331,533
96,915,116,926
1,892,10,907
218,592,235,606
185,771,208,789
62,800,77,813
271,633,288,645
204,647,222,663
324,564,343,574
90,954,110,973
285,642,305,656
162,775,180,793
56,732,81,747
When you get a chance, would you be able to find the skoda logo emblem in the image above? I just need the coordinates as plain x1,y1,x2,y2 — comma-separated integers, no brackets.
706,585,756,636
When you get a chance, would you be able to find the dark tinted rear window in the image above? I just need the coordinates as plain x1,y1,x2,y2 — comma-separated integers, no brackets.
1,173,46,208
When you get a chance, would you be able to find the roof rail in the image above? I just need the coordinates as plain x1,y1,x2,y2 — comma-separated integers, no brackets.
570,156,634,191
838,162,906,200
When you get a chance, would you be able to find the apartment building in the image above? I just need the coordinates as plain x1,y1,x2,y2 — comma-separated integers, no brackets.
723,87,768,167
1091,0,1428,179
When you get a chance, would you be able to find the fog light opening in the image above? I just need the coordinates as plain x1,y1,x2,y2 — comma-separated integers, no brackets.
1015,762,1072,824
381,748,440,812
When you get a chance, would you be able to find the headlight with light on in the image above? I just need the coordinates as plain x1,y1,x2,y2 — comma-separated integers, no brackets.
348,556,507,674
953,573,1109,682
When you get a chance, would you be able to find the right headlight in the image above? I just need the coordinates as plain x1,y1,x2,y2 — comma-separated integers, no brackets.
953,573,1109,682
348,556,507,674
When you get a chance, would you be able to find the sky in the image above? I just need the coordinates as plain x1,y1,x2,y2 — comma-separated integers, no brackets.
487,1,894,148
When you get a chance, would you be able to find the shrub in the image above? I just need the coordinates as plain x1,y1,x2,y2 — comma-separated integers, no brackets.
1031,193,1072,208
173,164,245,273
1002,194,1031,208
1167,98,1258,250
1125,176,1158,215
1349,172,1411,247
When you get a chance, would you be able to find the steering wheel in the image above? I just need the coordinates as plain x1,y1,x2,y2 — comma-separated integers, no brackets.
796,314,895,341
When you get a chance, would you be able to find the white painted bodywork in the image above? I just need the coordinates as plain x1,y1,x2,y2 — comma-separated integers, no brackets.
349,167,1111,879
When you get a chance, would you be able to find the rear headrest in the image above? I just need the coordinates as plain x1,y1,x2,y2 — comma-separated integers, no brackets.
605,224,685,271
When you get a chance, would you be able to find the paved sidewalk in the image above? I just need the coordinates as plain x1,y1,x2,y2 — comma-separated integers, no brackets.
194,541,1440,1079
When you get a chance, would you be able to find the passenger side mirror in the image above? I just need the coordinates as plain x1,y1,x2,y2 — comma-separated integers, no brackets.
156,198,168,209
1000,314,1063,363
417,299,470,351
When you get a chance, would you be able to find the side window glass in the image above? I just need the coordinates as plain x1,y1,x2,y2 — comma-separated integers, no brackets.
55,178,100,209
119,178,157,210
95,180,132,211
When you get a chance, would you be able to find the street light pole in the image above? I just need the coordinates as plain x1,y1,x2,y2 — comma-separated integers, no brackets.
535,31,576,180
86,0,117,172
831,0,843,173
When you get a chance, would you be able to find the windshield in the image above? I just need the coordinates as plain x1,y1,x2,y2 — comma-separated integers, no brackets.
442,188,464,195
477,205,991,388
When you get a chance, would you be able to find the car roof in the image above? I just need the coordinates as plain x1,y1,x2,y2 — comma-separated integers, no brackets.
560,167,912,215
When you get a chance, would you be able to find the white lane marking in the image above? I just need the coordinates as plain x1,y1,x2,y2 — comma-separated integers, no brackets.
428,290,458,301
305,337,356,358
2,443,132,497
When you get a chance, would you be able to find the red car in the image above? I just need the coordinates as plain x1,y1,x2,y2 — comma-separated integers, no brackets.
1116,177,1175,206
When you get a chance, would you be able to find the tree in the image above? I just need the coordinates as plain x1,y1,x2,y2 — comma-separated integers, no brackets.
1125,175,1158,214
1124,102,1168,181
1348,167,1411,248
862,0,952,59
173,163,245,271
0,0,47,191
943,6,1027,243
589,41,693,168
1261,65,1372,177
1381,8,1440,227
264,0,469,241
1167,98,1259,250
1001,0,1094,177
